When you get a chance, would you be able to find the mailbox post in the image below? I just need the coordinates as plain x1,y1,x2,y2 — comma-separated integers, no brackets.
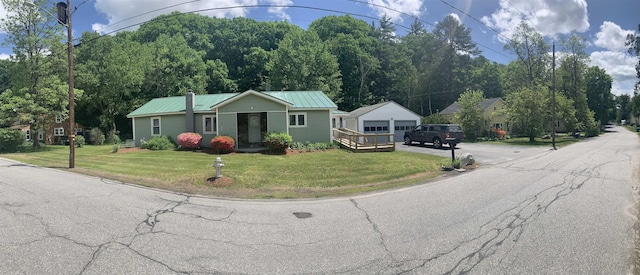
445,138,458,162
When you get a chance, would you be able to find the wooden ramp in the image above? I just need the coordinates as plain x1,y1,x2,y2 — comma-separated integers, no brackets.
333,128,395,152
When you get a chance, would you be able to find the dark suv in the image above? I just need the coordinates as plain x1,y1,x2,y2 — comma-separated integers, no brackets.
403,124,464,149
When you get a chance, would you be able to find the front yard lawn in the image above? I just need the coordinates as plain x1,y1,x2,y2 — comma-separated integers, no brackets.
2,145,448,199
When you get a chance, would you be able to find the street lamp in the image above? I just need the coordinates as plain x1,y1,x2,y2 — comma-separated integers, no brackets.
24,1,75,168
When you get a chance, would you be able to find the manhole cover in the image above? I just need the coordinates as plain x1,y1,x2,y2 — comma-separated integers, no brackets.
293,212,312,219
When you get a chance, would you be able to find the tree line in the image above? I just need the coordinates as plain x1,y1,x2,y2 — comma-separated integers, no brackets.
0,0,638,144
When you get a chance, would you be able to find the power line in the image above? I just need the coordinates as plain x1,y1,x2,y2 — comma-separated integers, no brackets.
347,0,513,61
2,3,515,89
98,4,414,36
438,0,512,43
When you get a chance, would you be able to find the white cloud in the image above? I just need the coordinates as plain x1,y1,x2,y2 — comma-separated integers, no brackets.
266,0,293,21
593,21,634,52
366,0,424,23
92,0,273,34
481,0,589,42
0,53,10,60
448,13,460,23
589,51,637,95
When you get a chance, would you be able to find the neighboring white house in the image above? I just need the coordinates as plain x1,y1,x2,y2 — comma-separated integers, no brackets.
344,101,422,142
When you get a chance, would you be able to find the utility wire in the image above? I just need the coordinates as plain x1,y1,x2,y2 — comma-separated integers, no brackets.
438,0,512,43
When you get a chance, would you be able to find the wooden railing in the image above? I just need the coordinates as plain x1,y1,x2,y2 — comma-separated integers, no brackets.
332,128,395,152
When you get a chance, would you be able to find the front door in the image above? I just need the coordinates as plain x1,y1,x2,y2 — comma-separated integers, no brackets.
237,113,267,149
248,114,261,144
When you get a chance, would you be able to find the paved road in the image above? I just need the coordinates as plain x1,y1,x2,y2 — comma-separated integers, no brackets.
396,140,552,166
1,125,639,274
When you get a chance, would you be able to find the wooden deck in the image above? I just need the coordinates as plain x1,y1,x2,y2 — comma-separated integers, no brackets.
333,128,395,152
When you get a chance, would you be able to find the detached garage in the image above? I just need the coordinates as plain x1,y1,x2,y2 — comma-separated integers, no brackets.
345,101,421,142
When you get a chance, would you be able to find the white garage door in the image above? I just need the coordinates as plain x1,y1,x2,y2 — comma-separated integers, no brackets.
363,121,390,143
394,120,417,141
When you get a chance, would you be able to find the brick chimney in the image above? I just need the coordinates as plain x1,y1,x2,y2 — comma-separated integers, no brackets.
186,90,195,132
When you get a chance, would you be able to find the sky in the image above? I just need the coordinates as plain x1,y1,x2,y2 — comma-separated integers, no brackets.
1,0,638,95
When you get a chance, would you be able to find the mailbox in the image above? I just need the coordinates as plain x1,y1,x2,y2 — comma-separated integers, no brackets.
445,138,458,161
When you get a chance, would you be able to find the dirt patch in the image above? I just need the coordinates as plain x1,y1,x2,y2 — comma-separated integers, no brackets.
205,176,235,187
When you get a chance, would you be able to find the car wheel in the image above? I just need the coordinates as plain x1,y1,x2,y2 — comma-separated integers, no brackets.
433,138,442,149
404,136,412,145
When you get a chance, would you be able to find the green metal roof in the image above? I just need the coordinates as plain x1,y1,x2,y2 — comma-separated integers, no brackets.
264,91,337,109
127,90,337,118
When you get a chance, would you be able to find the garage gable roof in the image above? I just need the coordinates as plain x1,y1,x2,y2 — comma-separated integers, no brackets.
348,101,419,119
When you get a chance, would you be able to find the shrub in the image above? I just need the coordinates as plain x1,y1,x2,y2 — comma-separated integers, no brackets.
584,122,600,137
90,128,105,145
177,132,203,149
210,136,235,154
111,145,119,153
75,135,85,148
452,159,461,169
106,131,121,144
0,128,25,153
289,141,337,152
494,128,506,140
264,132,292,153
143,135,176,150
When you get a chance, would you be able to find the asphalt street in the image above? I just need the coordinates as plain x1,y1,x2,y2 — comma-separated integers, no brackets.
395,139,551,166
1,125,638,274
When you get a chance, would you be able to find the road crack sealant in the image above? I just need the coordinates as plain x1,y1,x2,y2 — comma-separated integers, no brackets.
397,167,594,274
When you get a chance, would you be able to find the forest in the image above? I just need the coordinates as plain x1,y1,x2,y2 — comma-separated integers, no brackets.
1,0,639,143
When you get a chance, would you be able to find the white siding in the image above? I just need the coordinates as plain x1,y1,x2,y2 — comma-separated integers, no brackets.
356,102,421,137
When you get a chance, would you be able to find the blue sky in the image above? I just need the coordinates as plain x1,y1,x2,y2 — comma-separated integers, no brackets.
1,0,638,95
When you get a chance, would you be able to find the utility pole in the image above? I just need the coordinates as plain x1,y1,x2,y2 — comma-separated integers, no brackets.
551,41,557,150
57,1,75,168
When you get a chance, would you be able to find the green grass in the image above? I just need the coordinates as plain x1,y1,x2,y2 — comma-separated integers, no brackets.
1,145,448,199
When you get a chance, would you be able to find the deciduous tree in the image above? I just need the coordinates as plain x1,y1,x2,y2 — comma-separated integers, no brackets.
0,0,70,147
504,22,549,86
455,90,484,141
506,85,550,142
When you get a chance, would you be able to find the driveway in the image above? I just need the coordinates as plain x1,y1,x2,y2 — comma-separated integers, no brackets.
396,140,552,166
1,126,638,274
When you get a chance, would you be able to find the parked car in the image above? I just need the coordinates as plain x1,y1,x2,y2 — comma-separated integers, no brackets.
403,124,464,149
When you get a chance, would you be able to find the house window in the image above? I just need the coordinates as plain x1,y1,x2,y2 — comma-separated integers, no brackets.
55,115,62,123
151,117,161,136
25,129,31,140
289,113,306,127
494,106,497,111
555,121,560,128
38,129,43,140
54,128,64,136
203,115,216,134
493,123,503,129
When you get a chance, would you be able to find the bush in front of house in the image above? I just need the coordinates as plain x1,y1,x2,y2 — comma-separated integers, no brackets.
0,128,25,153
106,131,121,144
177,132,203,149
289,141,337,152
75,135,85,148
210,135,235,154
264,132,292,154
142,135,176,150
90,128,105,145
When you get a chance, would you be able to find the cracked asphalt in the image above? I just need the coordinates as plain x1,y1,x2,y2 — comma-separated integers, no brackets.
1,125,639,274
